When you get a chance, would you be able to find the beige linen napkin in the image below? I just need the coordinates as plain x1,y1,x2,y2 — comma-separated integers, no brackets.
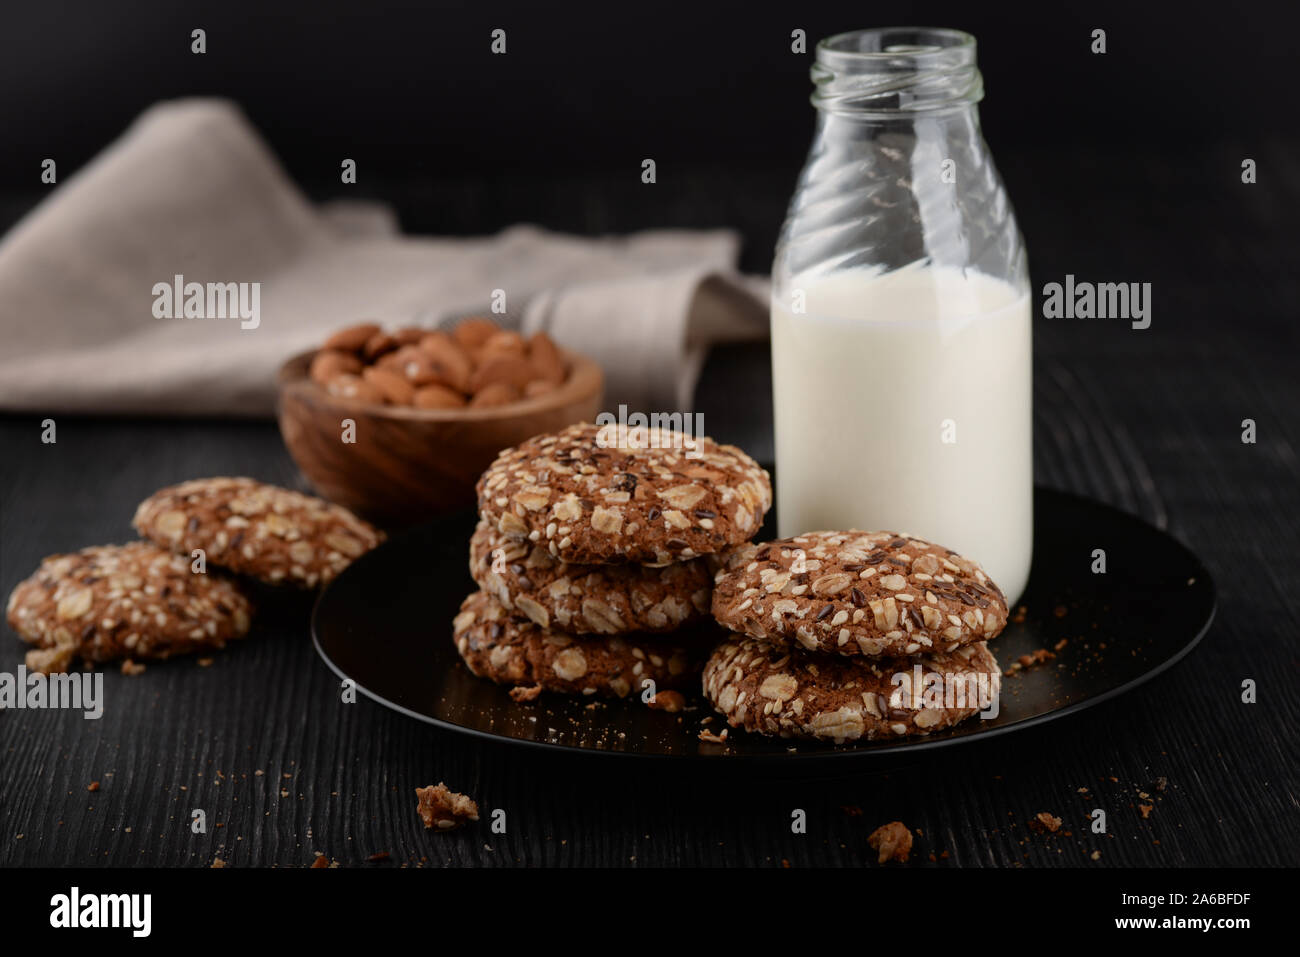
0,99,767,417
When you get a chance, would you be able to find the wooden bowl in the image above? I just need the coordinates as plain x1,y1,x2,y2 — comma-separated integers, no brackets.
277,348,603,526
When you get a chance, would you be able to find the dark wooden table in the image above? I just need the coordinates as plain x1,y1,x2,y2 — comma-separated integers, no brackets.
2,146,1297,868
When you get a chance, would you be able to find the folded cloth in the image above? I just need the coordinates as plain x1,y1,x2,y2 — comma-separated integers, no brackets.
0,99,768,417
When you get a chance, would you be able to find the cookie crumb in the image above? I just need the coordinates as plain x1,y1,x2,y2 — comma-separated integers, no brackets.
867,821,913,864
24,644,76,675
698,729,728,744
1006,648,1055,676
415,783,479,831
366,851,391,862
87,781,99,792
1138,804,1154,819
310,853,331,868
647,690,685,713
1029,812,1063,833
1090,850,1101,861
120,659,146,676
508,684,542,703
197,657,214,668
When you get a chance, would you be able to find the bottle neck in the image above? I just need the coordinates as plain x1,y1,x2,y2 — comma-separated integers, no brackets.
779,29,1023,293
811,27,983,120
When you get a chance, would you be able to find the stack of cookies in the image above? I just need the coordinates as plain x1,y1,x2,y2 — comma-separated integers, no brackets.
704,530,1007,743
454,422,772,702
7,477,382,674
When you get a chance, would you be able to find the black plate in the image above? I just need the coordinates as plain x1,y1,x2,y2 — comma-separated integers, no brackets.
312,488,1214,763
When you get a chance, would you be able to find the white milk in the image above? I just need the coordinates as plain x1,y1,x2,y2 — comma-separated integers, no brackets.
772,265,1033,603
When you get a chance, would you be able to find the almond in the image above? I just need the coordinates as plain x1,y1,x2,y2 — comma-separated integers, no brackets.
362,331,399,361
469,354,534,393
413,384,466,409
309,349,362,385
452,317,498,350
527,331,565,384
469,382,519,408
395,351,444,386
377,343,423,371
480,330,526,357
417,333,473,392
326,373,384,404
523,379,556,398
362,366,415,405
322,322,381,353
392,327,426,346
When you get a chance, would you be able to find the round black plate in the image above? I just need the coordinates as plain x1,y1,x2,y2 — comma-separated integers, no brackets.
312,487,1214,763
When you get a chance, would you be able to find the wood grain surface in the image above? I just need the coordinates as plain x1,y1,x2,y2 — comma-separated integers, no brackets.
2,148,1297,867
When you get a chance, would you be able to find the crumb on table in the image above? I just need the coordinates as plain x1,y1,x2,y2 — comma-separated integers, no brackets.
1029,811,1063,833
868,821,913,864
416,782,480,831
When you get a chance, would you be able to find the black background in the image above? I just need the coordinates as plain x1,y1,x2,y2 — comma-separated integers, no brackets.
5,0,1290,167
1,1,1298,873
2,0,1295,268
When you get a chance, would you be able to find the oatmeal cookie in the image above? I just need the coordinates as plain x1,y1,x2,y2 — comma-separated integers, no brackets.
452,590,702,699
6,542,253,673
702,637,1000,743
468,520,711,634
711,531,1007,657
133,477,383,588
475,422,771,565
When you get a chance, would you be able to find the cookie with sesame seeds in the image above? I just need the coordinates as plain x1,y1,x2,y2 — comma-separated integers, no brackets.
710,530,1008,658
452,590,703,699
6,542,253,674
702,636,1001,743
468,520,713,634
133,477,383,588
475,422,772,566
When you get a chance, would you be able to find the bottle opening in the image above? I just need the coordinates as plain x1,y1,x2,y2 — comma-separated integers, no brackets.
812,27,983,116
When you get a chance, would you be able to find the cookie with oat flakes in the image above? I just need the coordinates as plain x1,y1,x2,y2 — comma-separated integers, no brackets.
711,531,1008,658
469,520,712,634
702,636,1000,743
133,477,383,588
453,589,703,699
6,542,253,674
475,422,771,566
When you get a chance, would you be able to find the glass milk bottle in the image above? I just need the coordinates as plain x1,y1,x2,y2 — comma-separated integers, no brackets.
771,27,1032,602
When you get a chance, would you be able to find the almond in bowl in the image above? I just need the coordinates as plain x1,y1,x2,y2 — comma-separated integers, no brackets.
277,318,603,525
